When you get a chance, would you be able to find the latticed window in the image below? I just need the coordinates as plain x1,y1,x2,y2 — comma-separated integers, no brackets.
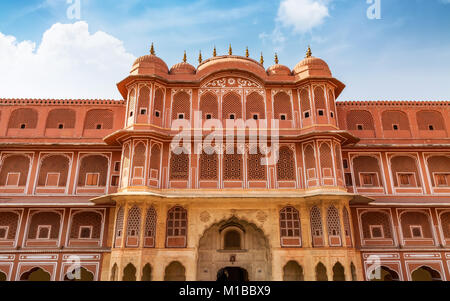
440,212,450,239
319,142,333,178
361,211,393,239
314,86,326,110
69,211,102,239
427,156,450,187
77,155,108,187
166,207,187,243
277,146,295,181
310,206,323,238
343,207,352,239
199,152,218,180
390,156,420,187
169,152,189,180
400,211,432,239
280,207,301,239
417,110,445,131
0,155,30,187
84,109,114,130
327,205,341,237
115,207,124,238
149,145,161,181
381,110,410,131
46,109,76,129
273,92,292,120
352,156,382,187
38,155,70,187
304,144,316,179
126,206,141,237
0,211,20,240
224,230,241,250
144,207,157,239
8,108,38,129
138,86,150,112
27,211,61,239
245,92,265,120
133,143,146,178
346,110,375,131
121,144,131,187
128,88,136,119
223,146,243,180
200,92,218,120
247,151,266,181
222,92,242,120
171,91,191,121
300,89,310,116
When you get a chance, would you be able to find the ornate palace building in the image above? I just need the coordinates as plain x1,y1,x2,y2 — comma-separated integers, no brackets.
0,45,449,281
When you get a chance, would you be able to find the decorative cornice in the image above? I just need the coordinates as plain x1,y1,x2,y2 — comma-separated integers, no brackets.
0,99,125,105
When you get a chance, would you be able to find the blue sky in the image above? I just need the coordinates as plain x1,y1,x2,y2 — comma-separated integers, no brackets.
0,0,449,100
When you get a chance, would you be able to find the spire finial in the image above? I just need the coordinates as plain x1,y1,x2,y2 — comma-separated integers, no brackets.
275,53,279,64
198,50,202,64
213,46,217,57
183,50,187,63
229,44,232,55
260,52,264,65
150,43,155,55
245,46,249,58
306,45,312,58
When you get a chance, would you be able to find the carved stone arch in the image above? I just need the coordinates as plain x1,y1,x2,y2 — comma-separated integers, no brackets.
77,153,109,187
69,209,103,240
37,154,72,187
399,210,434,239
27,210,63,240
0,153,32,187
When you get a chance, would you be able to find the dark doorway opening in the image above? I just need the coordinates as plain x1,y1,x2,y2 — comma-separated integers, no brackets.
217,267,249,282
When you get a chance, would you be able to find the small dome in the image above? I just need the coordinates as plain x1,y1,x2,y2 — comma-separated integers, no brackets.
131,54,169,75
267,64,291,76
293,56,332,78
170,62,196,75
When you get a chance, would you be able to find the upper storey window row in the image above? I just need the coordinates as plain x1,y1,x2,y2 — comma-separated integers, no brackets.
345,109,448,138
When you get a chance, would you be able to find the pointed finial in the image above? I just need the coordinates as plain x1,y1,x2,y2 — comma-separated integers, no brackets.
229,44,232,55
213,46,217,57
306,45,312,58
260,52,264,65
150,43,155,55
245,47,249,58
183,50,187,63
198,50,202,64
275,53,279,64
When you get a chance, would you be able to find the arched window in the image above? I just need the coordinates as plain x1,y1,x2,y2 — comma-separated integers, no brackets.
280,207,301,247
152,88,164,125
122,263,137,281
46,109,76,129
164,261,186,281
69,211,102,240
0,154,30,187
315,262,328,281
319,142,333,179
38,155,70,187
20,267,51,281
0,211,20,240
304,144,316,181
276,146,296,181
114,207,124,247
149,144,161,186
352,156,383,187
84,109,114,130
332,262,345,281
411,266,442,281
222,92,242,120
169,152,189,181
346,110,375,131
361,211,393,239
381,110,410,132
283,261,304,281
171,91,190,121
200,92,218,120
314,86,326,116
110,264,118,281
273,92,292,121
144,206,157,248
427,156,450,187
223,146,243,181
343,207,352,244
77,155,108,187
121,144,131,188
126,206,141,247
224,230,241,250
247,148,266,181
166,206,187,248
132,143,146,182
310,206,323,247
369,266,400,281
27,211,61,240
327,205,342,246
127,88,136,125
416,110,446,132
8,108,38,129
300,89,311,119
390,156,421,187
246,92,265,120
400,211,433,239
138,86,150,114
142,264,152,281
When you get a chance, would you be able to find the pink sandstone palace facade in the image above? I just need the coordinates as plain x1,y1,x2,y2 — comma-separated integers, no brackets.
0,45,449,282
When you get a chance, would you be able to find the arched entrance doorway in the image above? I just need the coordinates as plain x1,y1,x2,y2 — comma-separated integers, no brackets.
369,266,400,281
197,217,271,281
20,267,51,281
411,266,442,281
217,267,249,281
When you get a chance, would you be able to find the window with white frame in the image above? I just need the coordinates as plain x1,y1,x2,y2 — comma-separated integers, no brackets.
370,225,384,238
434,173,450,187
360,173,378,187
37,225,51,239
397,172,416,187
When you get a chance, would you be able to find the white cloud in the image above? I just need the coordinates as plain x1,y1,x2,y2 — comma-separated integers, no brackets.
0,21,135,99
276,0,330,33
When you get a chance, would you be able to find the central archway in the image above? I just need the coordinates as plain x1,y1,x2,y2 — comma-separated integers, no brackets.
197,217,271,281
